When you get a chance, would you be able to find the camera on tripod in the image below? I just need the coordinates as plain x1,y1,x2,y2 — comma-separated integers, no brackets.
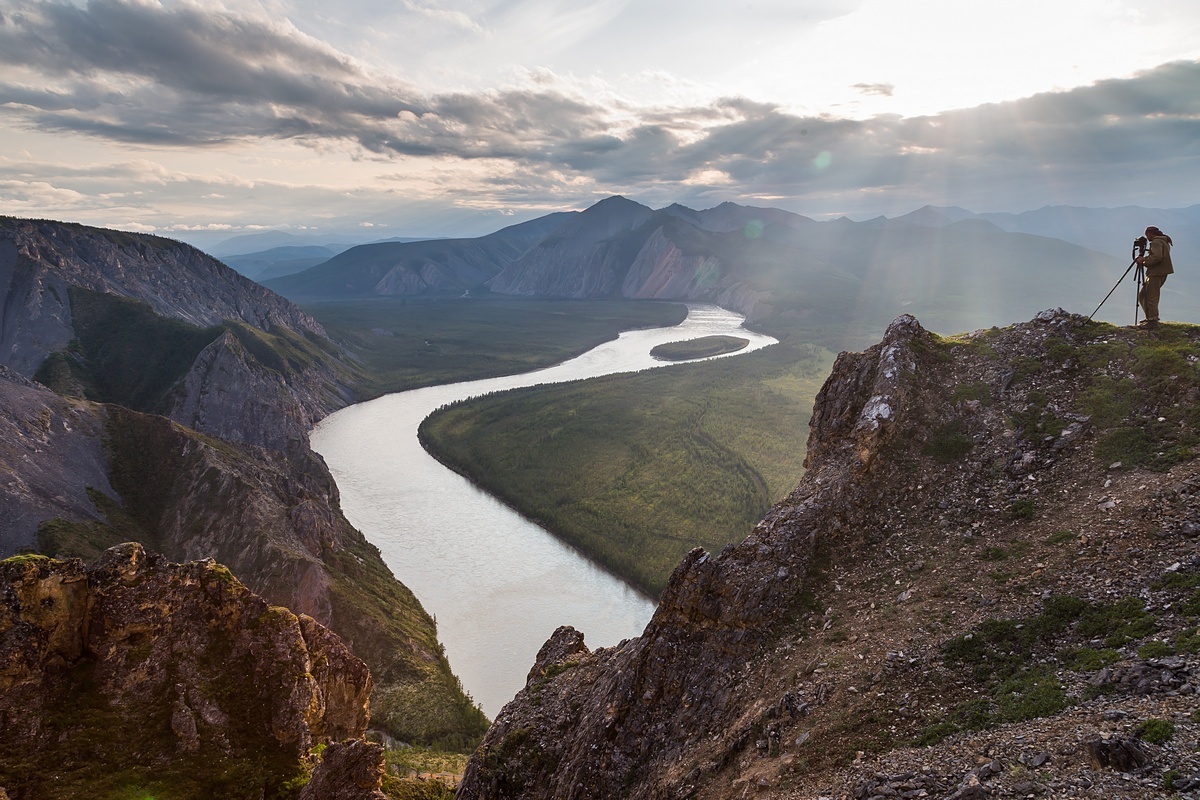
1089,232,1151,322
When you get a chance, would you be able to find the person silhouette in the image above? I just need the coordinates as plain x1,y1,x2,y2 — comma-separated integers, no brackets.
1136,225,1174,329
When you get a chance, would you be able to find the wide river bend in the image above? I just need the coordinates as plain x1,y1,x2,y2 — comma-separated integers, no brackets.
311,305,777,717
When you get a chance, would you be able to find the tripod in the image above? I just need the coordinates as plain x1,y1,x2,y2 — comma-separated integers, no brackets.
1089,239,1148,324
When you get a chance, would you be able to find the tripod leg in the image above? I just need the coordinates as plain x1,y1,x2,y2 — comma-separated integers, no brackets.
1088,260,1137,321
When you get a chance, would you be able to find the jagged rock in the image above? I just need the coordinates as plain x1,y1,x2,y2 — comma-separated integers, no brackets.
0,544,376,797
299,740,387,800
460,310,1200,799
525,626,590,687
1084,735,1149,772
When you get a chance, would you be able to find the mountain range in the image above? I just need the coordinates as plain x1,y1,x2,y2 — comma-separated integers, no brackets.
264,197,1199,339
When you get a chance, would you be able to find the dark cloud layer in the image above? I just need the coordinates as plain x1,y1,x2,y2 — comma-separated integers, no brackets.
2,0,1198,211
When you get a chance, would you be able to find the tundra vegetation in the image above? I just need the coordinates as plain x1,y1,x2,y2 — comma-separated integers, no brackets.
649,335,749,361
419,334,835,596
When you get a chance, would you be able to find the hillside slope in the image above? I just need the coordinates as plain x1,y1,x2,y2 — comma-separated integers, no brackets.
459,311,1200,799
0,218,488,750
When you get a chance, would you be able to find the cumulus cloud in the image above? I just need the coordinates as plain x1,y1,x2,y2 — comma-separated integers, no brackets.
1,0,1198,218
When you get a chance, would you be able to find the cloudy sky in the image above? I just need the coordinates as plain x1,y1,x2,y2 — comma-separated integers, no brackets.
2,0,1199,244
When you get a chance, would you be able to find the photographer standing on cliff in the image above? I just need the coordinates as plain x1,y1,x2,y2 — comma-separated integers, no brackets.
1136,226,1174,329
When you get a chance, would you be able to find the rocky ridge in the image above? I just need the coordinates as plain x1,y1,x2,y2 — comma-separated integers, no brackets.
459,310,1200,799
0,543,383,800
0,217,324,373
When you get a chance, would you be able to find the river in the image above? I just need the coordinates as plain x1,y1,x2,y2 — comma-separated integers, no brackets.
310,304,778,717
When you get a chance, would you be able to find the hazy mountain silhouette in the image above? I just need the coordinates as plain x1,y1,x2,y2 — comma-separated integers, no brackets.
265,212,573,300
264,196,1196,333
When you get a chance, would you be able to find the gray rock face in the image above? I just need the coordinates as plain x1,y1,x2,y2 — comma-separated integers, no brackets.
0,217,324,379
0,217,351,451
167,329,330,452
0,367,115,554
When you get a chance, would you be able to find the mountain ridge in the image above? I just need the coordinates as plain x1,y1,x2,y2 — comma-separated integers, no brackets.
262,196,1199,340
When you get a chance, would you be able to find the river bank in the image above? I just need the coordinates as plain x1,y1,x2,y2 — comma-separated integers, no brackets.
311,305,778,716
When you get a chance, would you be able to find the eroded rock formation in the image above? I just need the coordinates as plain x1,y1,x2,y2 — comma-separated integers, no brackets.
0,543,377,799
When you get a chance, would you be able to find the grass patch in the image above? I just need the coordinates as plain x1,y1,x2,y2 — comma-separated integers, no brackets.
1135,718,1175,745
1046,530,1075,545
1075,328,1200,471
950,381,992,405
922,420,974,462
937,594,1163,731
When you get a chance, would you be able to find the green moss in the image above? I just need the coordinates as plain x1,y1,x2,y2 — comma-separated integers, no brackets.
915,721,960,746
922,420,974,462
993,668,1067,723
1135,718,1175,745
1007,500,1037,520
1076,597,1157,647
950,381,992,405
1137,640,1175,658
1061,647,1120,671
1175,628,1200,654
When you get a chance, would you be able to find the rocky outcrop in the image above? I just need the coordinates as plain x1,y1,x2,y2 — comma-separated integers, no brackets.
166,328,331,452
460,310,1200,799
460,316,929,799
0,544,375,799
300,740,388,800
0,367,115,554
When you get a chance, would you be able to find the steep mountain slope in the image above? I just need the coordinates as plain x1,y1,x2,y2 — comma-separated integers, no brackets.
0,217,323,376
458,311,1200,799
488,196,658,296
0,543,381,800
266,212,573,300
0,218,487,749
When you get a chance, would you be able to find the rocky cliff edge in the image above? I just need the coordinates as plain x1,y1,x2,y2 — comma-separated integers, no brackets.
459,310,1200,799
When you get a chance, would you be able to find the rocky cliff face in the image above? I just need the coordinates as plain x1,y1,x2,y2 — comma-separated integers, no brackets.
0,543,380,800
459,311,1200,799
0,367,114,555
0,217,324,376
1,217,352,452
